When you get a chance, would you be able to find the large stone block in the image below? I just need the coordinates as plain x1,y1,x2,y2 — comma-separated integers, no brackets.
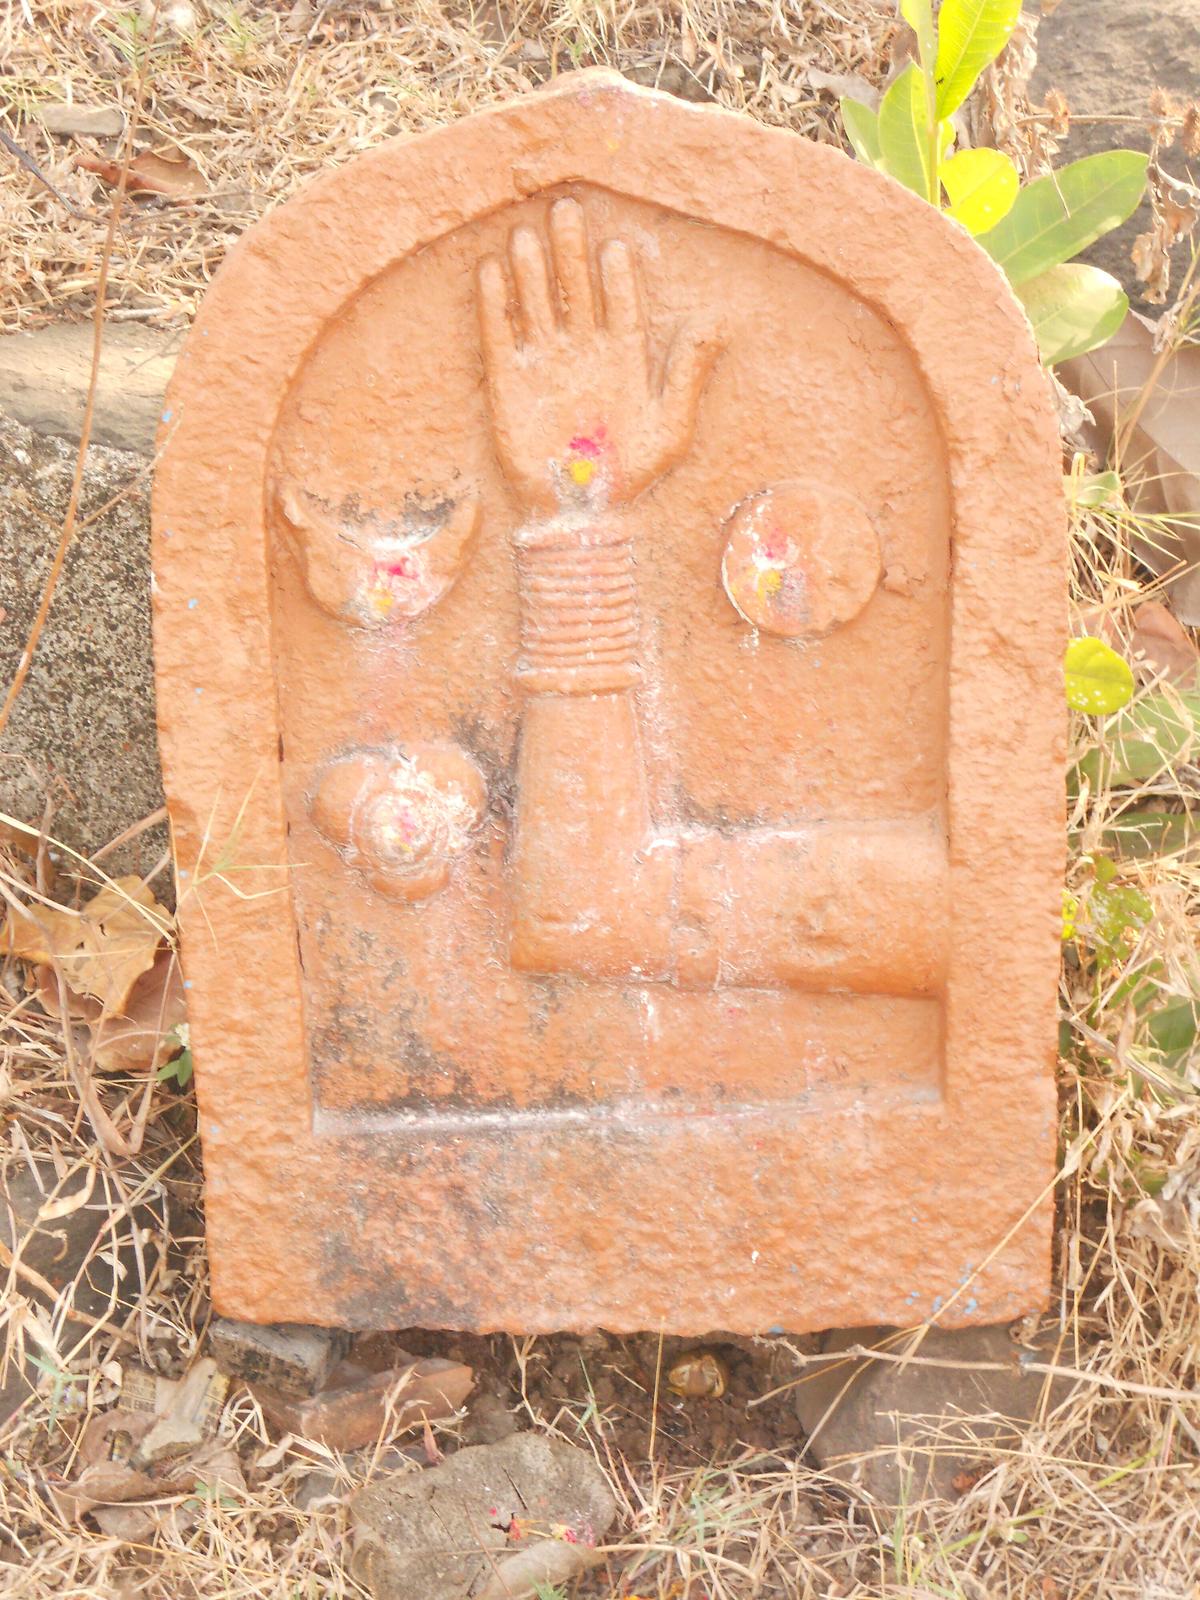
349,1432,617,1600
0,323,179,456
794,1324,1068,1504
1032,0,1200,298
152,71,1065,1331
0,414,165,872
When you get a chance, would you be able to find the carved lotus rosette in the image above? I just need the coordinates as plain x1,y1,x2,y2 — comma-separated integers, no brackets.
308,743,487,900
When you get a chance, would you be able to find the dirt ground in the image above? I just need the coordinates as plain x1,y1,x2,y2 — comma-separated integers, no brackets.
398,1327,808,1470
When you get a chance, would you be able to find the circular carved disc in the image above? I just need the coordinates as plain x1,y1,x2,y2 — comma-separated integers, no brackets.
720,481,882,638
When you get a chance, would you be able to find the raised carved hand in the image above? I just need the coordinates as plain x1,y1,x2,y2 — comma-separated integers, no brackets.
478,198,722,513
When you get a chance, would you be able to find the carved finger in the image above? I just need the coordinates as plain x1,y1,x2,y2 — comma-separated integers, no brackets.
598,239,641,335
549,198,596,334
510,226,558,343
478,256,516,368
661,322,724,441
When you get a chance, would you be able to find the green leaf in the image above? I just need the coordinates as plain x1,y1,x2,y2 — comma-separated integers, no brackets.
840,97,883,167
1086,877,1153,961
1100,810,1194,859
901,0,940,186
1016,263,1129,364
980,150,1148,285
1102,693,1200,784
1147,998,1198,1061
157,1045,193,1088
1065,637,1135,715
1068,469,1122,509
934,0,1023,118
901,0,936,53
878,65,934,201
941,147,1019,233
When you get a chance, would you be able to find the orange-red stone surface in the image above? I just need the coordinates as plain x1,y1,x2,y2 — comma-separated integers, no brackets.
152,73,1065,1333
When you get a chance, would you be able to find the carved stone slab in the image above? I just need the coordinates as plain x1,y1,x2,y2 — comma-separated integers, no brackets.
152,73,1065,1332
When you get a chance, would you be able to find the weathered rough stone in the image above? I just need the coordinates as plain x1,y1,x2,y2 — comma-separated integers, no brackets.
208,1317,349,1397
0,1157,165,1417
0,414,164,873
462,1390,520,1446
1,1155,164,1320
0,323,179,455
1032,0,1200,299
795,1324,1066,1503
36,104,126,139
153,70,1064,1332
253,1356,474,1451
349,1432,617,1600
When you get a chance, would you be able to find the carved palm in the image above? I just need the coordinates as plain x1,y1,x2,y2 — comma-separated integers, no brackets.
478,198,721,513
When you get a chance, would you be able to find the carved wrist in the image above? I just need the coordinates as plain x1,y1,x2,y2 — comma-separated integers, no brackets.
513,514,640,695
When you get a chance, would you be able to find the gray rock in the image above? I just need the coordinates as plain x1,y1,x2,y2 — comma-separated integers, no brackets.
0,1156,165,1419
0,413,164,875
1032,0,1200,301
795,1323,1067,1504
36,105,126,139
350,1431,617,1600
0,323,179,456
460,1389,520,1446
208,1317,350,1398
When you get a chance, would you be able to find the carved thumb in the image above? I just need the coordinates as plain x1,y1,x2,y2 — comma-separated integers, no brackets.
660,321,725,446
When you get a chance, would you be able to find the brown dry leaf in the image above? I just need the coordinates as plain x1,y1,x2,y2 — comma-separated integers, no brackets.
34,949,187,1072
53,1408,158,1520
1060,314,1200,624
76,146,206,200
1129,601,1200,686
56,1363,239,1525
1149,88,1178,148
1042,87,1070,136
91,1503,158,1541
1135,158,1200,303
1132,228,1172,305
57,1428,243,1525
0,819,38,859
1,876,170,1014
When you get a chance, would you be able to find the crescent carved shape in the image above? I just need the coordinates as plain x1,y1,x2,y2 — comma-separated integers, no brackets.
275,479,480,628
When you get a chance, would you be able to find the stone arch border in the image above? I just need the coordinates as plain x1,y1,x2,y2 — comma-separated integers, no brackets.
153,72,1065,1332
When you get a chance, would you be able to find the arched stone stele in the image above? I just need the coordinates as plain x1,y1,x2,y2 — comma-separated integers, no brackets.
153,72,1065,1333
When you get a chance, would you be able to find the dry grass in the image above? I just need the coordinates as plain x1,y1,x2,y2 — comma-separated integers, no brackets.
2,2,1200,1597
0,0,895,330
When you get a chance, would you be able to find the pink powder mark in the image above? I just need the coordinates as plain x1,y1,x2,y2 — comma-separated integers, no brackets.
568,425,609,460
761,523,790,562
377,556,414,581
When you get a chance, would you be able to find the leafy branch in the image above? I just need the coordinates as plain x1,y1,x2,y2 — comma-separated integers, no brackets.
843,0,1147,365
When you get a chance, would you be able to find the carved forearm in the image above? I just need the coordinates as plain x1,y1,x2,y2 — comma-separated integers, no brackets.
509,690,677,978
508,515,948,995
513,514,640,695
672,823,948,995
509,514,676,976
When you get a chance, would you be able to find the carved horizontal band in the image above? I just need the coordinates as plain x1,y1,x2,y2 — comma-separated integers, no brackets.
515,524,639,694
